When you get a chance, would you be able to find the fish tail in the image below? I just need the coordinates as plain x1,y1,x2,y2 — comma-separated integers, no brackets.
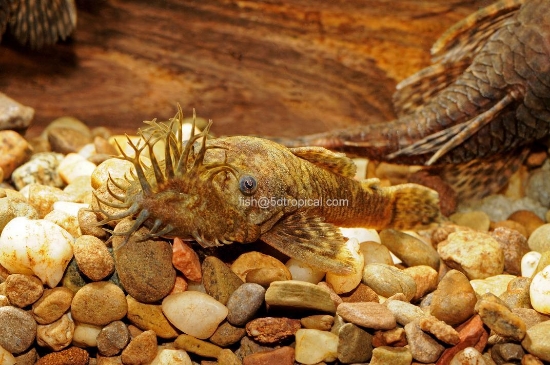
386,183,442,230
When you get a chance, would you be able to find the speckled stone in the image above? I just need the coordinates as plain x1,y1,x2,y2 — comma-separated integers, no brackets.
265,280,336,313
11,152,64,190
337,302,396,330
246,317,301,344
490,227,530,275
438,230,504,280
379,229,440,270
337,322,373,363
5,273,44,307
450,210,491,231
340,282,379,303
430,270,477,326
13,348,38,365
126,295,178,339
202,256,244,305
449,347,487,365
70,281,128,326
97,320,130,356
521,320,550,362
405,321,445,363
362,263,416,301
226,283,265,326
121,330,158,365
0,306,36,354
19,184,72,218
32,287,74,325
73,235,114,281
113,221,176,303
77,208,108,239
209,321,247,347
35,347,89,365
369,346,412,365
234,336,274,360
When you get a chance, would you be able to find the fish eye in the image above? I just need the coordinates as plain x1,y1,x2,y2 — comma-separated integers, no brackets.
239,175,258,195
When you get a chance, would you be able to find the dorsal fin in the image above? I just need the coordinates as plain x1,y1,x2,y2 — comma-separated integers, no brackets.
289,146,357,178
431,0,524,64
393,60,471,116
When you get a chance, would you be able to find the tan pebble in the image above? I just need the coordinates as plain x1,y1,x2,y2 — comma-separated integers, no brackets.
438,230,504,280
21,184,72,218
359,241,394,265
491,219,528,238
126,295,178,339
528,224,550,252
32,287,74,325
300,314,334,331
0,130,32,178
77,208,108,239
508,210,544,237
170,276,188,294
73,235,114,281
231,251,291,282
172,237,201,282
92,126,112,140
245,267,290,287
370,346,412,365
385,298,426,326
317,281,343,307
265,280,336,313
430,270,477,326
403,265,438,302
36,314,74,351
521,320,550,361
326,238,364,293
121,330,158,365
58,153,97,184
522,354,545,365
202,255,243,305
47,125,93,155
362,263,416,301
476,296,526,341
35,346,89,365
404,321,445,363
5,274,44,307
337,302,396,330
63,175,93,204
491,227,530,275
44,209,81,238
431,223,471,245
90,158,134,190
532,251,550,277
450,211,491,231
175,334,222,358
417,315,460,345
379,229,440,270
94,135,117,155
470,274,516,297
71,282,128,326
372,327,407,347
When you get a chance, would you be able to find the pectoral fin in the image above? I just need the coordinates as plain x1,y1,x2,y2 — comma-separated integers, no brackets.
261,212,355,274
289,146,357,178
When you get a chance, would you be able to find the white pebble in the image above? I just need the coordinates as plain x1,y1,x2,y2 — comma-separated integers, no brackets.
522,251,542,277
58,153,97,185
77,143,96,159
326,238,364,294
530,265,550,315
52,202,90,217
286,258,325,283
72,323,102,347
162,291,228,339
151,348,192,365
339,227,380,243
469,275,516,297
295,329,338,364
0,217,73,287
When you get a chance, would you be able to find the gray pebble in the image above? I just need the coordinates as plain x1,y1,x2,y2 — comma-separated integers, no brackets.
226,283,265,326
0,306,37,354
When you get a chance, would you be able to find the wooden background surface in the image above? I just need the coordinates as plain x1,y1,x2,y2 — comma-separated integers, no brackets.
0,0,487,138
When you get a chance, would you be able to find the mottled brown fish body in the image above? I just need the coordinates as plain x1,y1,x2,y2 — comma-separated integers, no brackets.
93,113,440,274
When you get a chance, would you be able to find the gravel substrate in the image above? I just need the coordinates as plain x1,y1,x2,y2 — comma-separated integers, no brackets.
1,115,550,365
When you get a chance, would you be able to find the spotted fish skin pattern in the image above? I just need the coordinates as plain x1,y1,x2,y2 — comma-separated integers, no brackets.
275,0,550,194
1,0,76,49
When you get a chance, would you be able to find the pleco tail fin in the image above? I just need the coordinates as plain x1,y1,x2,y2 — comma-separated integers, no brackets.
386,183,442,230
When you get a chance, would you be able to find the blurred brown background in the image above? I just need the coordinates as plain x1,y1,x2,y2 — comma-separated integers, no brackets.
0,0,488,138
